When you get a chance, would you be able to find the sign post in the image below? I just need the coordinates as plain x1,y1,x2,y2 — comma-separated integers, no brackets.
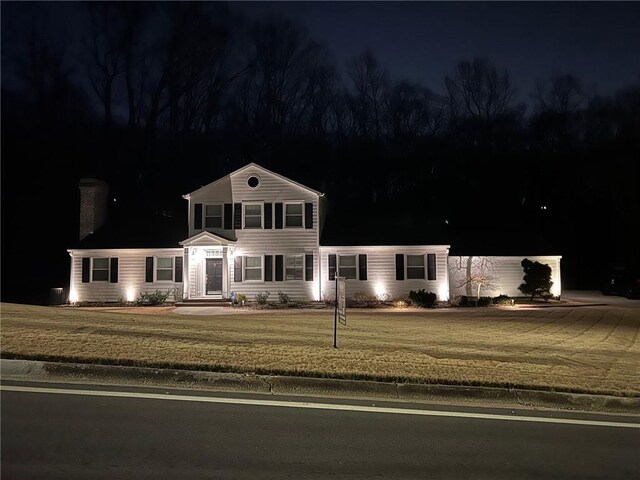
334,276,346,348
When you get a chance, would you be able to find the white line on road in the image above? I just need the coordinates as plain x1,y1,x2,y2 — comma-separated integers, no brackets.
2,384,639,429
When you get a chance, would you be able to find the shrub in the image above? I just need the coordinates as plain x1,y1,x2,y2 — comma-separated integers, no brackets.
392,298,411,308
519,259,553,300
277,291,290,304
458,295,470,306
255,291,270,305
409,289,437,308
477,296,492,307
136,290,170,306
492,294,511,306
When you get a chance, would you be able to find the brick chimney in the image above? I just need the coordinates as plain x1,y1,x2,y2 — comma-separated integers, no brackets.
79,178,109,240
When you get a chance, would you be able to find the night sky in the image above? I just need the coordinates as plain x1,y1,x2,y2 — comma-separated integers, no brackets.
177,2,640,103
3,2,640,105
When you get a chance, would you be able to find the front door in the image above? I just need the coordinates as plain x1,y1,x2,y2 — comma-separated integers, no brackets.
205,258,223,294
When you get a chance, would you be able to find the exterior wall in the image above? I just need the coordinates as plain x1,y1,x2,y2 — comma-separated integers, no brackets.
448,255,562,298
229,250,320,301
69,248,183,303
187,165,322,301
320,245,451,302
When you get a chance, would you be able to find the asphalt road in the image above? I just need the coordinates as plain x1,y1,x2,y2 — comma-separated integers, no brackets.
2,381,639,479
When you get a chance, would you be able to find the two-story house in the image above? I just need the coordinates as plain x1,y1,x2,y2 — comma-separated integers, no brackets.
68,163,561,303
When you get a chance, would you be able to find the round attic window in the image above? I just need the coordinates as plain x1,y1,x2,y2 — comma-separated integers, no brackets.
247,176,260,188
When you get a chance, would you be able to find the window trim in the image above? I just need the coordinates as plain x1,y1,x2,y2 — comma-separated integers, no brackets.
285,254,304,281
406,254,426,280
243,202,264,229
244,255,263,282
91,257,110,282
204,203,224,229
284,201,304,229
338,254,358,280
156,257,175,282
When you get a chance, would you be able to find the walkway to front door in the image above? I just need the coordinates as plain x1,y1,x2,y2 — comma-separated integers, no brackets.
205,258,223,294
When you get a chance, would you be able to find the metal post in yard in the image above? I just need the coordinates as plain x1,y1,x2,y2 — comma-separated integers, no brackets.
333,276,338,348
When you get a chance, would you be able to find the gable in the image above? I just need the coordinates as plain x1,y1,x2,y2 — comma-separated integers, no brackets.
184,163,323,201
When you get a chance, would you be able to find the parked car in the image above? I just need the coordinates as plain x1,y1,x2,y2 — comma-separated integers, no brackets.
602,267,640,299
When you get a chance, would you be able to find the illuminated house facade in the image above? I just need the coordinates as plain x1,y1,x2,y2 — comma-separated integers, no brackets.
68,163,561,303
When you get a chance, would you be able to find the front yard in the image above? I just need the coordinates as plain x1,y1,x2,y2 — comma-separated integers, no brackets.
1,303,639,396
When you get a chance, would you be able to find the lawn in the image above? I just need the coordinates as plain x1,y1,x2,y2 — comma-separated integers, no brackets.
1,303,639,396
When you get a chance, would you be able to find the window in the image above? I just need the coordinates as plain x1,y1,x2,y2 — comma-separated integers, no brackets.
245,256,262,281
286,255,304,280
156,257,174,281
285,203,303,227
92,258,109,281
406,255,425,279
205,204,223,228
247,176,260,188
244,203,262,229
338,255,357,279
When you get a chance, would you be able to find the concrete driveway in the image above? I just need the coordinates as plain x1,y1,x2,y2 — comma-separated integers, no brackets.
563,290,640,308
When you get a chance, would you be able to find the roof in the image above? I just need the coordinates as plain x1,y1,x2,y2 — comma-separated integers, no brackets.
71,208,186,249
183,162,325,199
180,230,236,246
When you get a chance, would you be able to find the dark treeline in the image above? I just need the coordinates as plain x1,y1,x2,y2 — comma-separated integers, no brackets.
2,2,639,302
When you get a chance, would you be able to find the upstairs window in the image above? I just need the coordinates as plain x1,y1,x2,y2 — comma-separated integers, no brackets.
156,257,174,281
338,255,357,279
285,203,303,227
286,255,304,280
205,204,223,228
406,255,425,279
92,258,109,281
244,256,262,281
244,203,263,229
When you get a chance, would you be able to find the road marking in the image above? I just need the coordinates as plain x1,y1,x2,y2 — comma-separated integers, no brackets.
2,385,639,429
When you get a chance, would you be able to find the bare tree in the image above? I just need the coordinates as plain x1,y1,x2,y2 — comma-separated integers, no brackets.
534,73,586,114
450,256,498,299
347,50,389,138
445,57,514,122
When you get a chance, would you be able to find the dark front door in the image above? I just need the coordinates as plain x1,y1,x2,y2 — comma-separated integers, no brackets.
206,258,223,294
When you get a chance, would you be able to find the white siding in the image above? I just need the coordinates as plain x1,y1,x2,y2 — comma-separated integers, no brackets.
320,245,451,302
448,255,562,298
230,251,319,301
69,248,183,303
188,165,322,301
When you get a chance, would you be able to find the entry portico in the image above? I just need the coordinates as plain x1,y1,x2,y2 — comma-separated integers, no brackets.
179,231,236,300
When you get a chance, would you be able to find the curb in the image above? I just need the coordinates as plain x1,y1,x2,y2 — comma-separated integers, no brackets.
2,359,639,415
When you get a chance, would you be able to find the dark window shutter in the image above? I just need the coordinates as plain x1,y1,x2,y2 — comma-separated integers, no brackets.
234,256,243,282
81,258,90,283
234,203,242,229
145,257,154,283
224,204,233,229
175,256,183,283
427,254,437,280
274,203,283,229
275,255,284,281
264,203,273,229
395,254,405,281
304,202,313,229
328,254,336,281
194,203,203,230
110,258,119,283
358,254,368,281
305,254,313,281
265,255,273,281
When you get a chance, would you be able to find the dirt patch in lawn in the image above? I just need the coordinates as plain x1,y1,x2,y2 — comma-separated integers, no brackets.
2,303,639,396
